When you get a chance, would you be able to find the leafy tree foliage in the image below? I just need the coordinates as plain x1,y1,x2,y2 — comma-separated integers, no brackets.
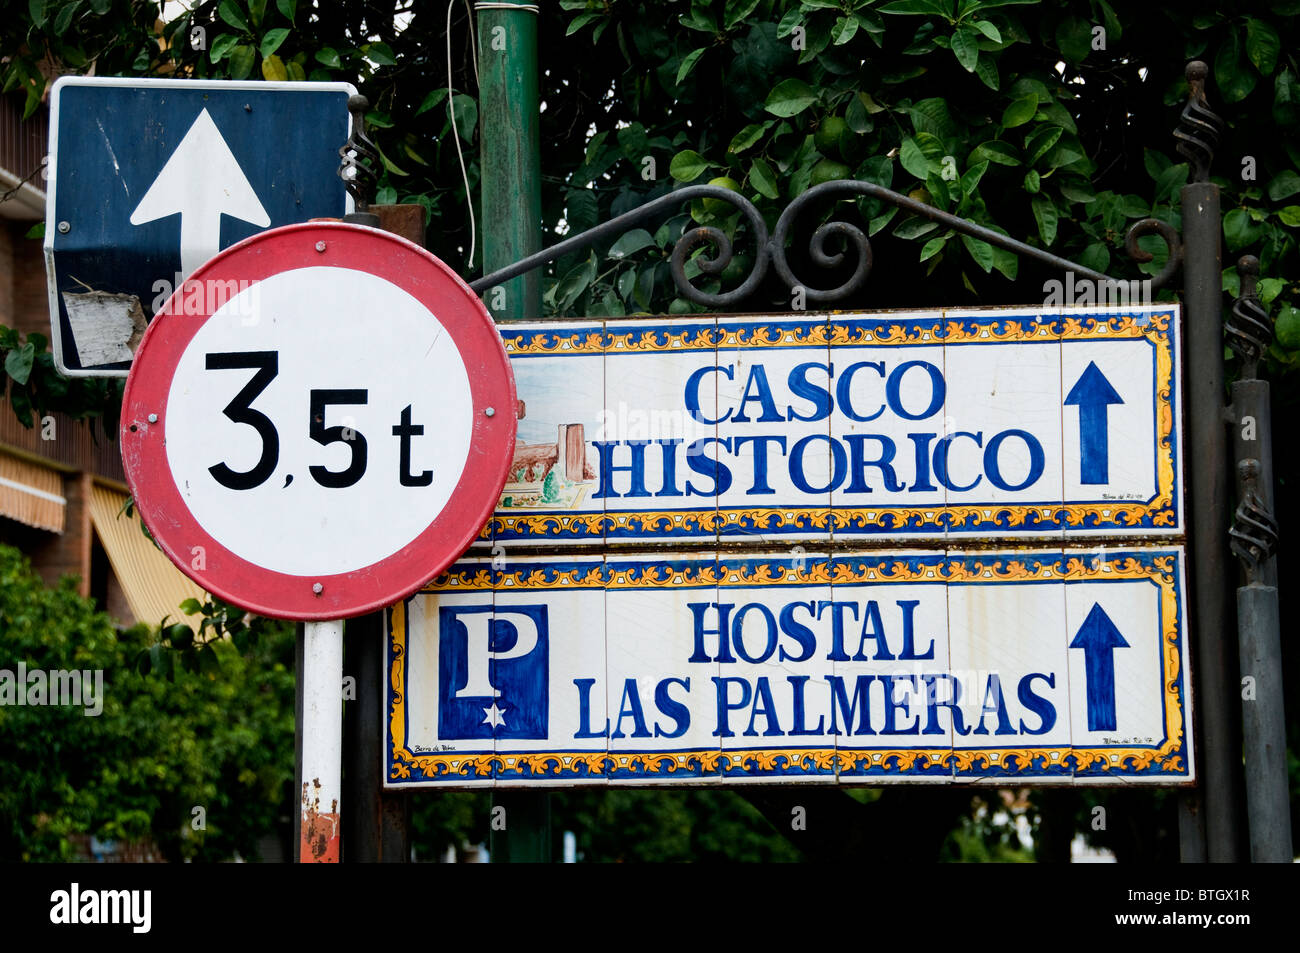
0,544,297,861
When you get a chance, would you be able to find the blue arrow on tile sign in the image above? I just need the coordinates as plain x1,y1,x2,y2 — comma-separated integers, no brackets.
1070,602,1130,731
1064,361,1124,485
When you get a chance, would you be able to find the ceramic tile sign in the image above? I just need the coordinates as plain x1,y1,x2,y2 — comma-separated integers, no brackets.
385,548,1192,787
488,305,1181,545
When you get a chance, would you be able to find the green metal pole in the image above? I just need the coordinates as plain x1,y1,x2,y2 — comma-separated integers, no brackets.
478,0,542,322
478,0,550,863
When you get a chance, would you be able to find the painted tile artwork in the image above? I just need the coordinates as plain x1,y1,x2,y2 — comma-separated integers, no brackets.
388,304,1190,789
386,548,1191,787
488,305,1181,544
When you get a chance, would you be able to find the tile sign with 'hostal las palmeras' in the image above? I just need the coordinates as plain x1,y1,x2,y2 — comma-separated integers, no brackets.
386,304,1192,787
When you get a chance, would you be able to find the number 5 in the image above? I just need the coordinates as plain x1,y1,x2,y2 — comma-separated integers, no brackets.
310,389,368,488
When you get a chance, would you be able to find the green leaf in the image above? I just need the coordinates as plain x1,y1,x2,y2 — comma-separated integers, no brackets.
959,160,988,194
1026,126,1063,166
1266,170,1300,200
210,34,240,64
29,0,46,29
1215,28,1258,103
260,28,290,58
974,53,999,91
832,16,859,46
367,42,397,66
950,26,979,72
5,342,35,384
1276,305,1300,348
764,78,817,118
261,53,288,82
1245,18,1281,75
894,216,939,240
1143,147,1173,180
218,0,249,32
1055,16,1091,64
566,12,601,36
1224,208,1265,251
1001,95,1037,128
845,95,872,134
276,0,297,24
961,234,994,273
1023,169,1040,193
1079,242,1110,273
53,2,77,33
676,48,705,85
415,87,449,117
228,44,256,80
609,229,656,258
724,0,761,29
179,598,203,615
899,137,933,179
879,0,949,13
991,245,1018,280
670,149,713,182
1031,195,1058,245
971,140,1020,166
1152,163,1189,203
315,47,341,68
972,20,1001,43
1058,179,1096,204
1258,277,1284,306
919,234,948,261
449,93,477,142
1119,194,1149,217
749,157,779,199
1278,205,1300,227
1275,70,1300,126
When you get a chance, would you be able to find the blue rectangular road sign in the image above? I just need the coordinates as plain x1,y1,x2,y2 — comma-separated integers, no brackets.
44,77,356,376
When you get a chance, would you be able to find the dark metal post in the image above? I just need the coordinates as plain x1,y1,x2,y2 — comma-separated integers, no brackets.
1175,60,1244,862
478,0,550,863
1226,256,1292,862
335,96,412,862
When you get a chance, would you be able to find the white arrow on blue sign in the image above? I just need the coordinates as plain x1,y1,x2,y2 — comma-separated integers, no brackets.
43,77,356,377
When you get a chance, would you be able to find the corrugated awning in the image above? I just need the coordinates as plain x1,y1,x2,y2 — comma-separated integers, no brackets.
87,484,208,628
0,451,65,533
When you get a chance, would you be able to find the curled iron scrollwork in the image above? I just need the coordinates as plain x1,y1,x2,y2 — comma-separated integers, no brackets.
1124,218,1183,291
1225,255,1273,376
1173,60,1225,183
339,94,381,210
473,177,1166,308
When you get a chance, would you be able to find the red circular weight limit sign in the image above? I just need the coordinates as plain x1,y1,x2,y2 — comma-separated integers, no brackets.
121,222,516,620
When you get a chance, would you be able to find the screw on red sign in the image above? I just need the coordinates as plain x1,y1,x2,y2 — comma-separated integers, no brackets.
120,222,516,620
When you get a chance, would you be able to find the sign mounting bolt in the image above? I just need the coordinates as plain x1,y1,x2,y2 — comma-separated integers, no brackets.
485,407,496,417
315,241,327,252
57,221,70,234
147,413,158,424
312,582,323,595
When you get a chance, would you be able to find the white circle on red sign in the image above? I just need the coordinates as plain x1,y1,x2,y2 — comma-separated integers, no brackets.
121,223,516,620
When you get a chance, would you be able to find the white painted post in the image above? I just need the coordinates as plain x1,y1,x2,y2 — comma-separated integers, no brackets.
299,619,344,863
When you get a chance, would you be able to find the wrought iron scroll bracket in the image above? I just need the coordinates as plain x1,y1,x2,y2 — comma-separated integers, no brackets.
339,94,381,226
1174,61,1226,184
471,180,1181,308
1226,255,1272,380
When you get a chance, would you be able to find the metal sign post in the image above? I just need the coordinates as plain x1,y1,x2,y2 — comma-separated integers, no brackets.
118,220,517,863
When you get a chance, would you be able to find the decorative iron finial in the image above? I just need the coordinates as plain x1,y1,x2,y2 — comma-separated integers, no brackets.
1230,459,1279,582
1226,255,1273,379
340,93,381,225
1174,61,1225,183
